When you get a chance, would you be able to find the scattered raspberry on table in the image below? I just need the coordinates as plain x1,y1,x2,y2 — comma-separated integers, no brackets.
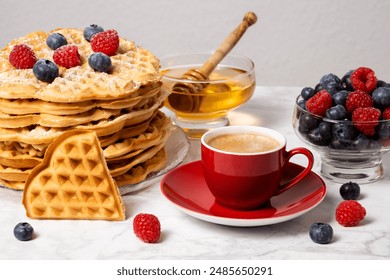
335,200,366,227
133,213,161,243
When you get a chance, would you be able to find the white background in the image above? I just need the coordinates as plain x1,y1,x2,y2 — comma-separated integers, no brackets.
1,0,389,86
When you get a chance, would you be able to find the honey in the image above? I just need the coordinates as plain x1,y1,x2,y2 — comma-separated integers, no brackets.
162,66,255,121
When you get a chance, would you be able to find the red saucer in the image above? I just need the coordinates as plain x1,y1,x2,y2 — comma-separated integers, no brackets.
160,161,326,227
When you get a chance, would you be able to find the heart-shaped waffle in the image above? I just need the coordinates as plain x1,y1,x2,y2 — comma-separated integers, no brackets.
22,130,125,220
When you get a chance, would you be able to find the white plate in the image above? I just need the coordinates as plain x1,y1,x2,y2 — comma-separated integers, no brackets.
120,125,190,195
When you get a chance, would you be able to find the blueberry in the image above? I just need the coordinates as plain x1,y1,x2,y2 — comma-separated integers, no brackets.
372,87,390,108
352,134,370,150
329,138,349,149
46,33,67,50
325,105,348,120
297,99,306,110
83,24,104,41
368,140,382,149
307,128,330,146
317,121,333,140
339,182,360,200
320,74,342,95
377,122,390,140
320,73,341,85
301,87,315,100
323,80,342,95
298,113,320,134
88,52,112,73
332,90,350,106
376,80,390,88
14,222,34,241
33,59,59,83
314,83,324,93
340,70,354,91
309,222,333,244
332,121,358,140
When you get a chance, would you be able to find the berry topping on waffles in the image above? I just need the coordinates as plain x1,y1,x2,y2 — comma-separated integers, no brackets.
9,44,37,69
46,33,68,50
88,52,112,73
90,29,119,56
33,59,59,82
53,45,81,68
83,24,104,42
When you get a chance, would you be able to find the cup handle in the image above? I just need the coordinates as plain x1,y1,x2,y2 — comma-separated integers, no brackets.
274,147,314,196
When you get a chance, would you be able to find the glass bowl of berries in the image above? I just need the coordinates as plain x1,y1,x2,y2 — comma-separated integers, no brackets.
293,67,390,183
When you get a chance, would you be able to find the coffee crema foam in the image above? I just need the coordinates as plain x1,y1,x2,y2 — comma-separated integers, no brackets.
207,133,280,153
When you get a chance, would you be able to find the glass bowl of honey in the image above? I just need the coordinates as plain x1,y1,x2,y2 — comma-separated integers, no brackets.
161,52,256,138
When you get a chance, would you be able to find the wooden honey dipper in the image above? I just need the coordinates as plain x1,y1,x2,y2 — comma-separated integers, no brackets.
168,11,257,113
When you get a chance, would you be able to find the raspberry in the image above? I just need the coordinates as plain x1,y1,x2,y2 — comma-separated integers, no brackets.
335,200,366,227
382,107,390,120
345,90,373,113
352,107,381,136
133,213,161,243
305,90,332,117
9,44,37,69
90,29,119,56
350,67,377,93
53,45,80,68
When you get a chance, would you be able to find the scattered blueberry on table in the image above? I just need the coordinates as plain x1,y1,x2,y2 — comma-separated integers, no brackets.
309,222,333,244
14,222,34,241
339,182,360,200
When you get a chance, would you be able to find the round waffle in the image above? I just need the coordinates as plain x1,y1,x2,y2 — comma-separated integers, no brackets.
0,83,161,116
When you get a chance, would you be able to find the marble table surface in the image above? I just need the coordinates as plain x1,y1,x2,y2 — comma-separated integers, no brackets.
1,86,389,260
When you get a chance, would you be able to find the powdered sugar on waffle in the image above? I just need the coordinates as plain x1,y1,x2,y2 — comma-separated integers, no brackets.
0,28,160,102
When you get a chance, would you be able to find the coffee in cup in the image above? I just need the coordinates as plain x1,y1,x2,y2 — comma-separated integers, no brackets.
201,126,314,210
206,133,280,153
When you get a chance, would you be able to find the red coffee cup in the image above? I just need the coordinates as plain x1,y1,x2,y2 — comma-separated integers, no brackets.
201,126,314,210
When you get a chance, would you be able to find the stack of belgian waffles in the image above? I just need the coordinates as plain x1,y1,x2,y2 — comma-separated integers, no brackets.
0,27,171,191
